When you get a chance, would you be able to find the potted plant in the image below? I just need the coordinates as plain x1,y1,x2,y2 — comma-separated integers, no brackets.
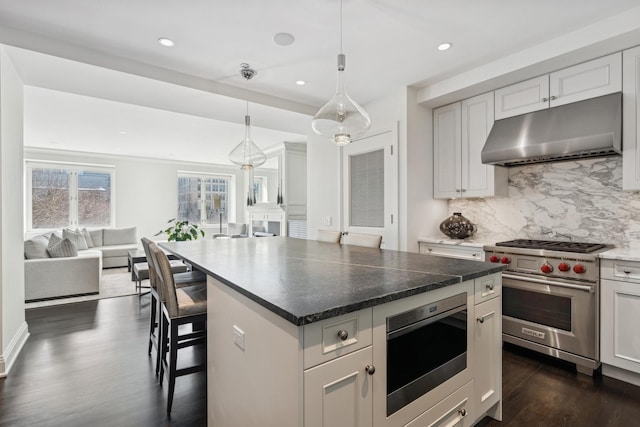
156,218,205,241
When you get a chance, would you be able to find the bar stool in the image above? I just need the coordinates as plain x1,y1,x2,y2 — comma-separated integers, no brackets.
140,238,206,376
149,242,207,414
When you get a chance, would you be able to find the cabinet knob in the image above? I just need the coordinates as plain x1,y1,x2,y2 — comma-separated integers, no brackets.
486,283,494,291
365,365,376,375
337,330,349,341
624,270,632,274
460,189,467,193
428,248,433,252
542,97,548,102
550,95,557,100
458,408,467,417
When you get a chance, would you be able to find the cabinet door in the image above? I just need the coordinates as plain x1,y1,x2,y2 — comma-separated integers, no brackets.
474,296,502,418
494,75,549,119
433,103,462,199
304,346,373,427
601,278,640,374
623,46,640,190
461,93,506,198
550,52,621,108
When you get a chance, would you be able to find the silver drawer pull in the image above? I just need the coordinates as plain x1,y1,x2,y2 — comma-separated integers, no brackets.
486,283,494,291
623,270,632,274
458,408,467,417
337,330,349,341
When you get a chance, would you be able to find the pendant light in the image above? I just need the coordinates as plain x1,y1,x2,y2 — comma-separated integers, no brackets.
228,63,266,206
311,0,371,146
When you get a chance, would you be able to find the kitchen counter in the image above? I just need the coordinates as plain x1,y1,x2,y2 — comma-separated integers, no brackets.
599,247,640,262
161,237,505,325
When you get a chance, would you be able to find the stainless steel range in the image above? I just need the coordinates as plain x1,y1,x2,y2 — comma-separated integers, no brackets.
484,239,612,376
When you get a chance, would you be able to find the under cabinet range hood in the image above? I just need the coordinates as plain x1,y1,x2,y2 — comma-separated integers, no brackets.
481,92,622,166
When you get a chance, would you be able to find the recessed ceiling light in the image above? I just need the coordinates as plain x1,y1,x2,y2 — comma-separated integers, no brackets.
437,42,452,51
119,131,127,135
48,141,58,145
273,32,295,46
296,80,306,86
158,38,175,47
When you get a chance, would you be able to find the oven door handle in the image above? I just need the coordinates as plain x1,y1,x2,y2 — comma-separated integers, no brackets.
502,272,595,293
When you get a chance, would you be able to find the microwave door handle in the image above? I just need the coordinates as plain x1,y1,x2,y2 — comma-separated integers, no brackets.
502,272,595,293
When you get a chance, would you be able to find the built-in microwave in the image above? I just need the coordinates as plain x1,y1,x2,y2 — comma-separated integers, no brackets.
386,292,468,416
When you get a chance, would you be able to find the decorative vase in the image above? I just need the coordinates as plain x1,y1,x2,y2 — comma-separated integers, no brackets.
439,212,477,239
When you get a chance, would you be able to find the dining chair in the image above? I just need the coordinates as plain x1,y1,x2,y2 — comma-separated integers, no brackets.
316,229,342,243
149,242,207,415
341,232,383,248
140,238,206,376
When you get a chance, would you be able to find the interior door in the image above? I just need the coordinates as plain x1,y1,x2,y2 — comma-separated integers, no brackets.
341,127,398,250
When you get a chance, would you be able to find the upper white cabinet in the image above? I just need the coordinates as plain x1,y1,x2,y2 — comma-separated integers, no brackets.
434,93,507,199
495,53,622,120
623,46,640,191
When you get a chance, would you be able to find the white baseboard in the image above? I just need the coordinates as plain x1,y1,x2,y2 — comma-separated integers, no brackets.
0,321,30,378
602,364,640,387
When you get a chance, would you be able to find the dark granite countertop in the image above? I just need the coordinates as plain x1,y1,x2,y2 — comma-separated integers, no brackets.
160,237,505,326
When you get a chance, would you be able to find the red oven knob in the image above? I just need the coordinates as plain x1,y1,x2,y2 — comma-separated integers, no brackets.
500,256,511,264
541,263,554,274
573,264,586,274
558,262,571,272
489,255,499,263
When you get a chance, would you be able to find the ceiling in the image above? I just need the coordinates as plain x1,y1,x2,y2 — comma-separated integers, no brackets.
1,0,640,166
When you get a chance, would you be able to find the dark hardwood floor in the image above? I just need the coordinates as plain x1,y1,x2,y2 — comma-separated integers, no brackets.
477,343,640,427
2,296,640,427
0,296,206,427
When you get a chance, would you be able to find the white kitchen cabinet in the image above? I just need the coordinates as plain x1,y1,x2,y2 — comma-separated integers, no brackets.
433,93,507,199
600,259,640,381
623,46,640,190
473,292,502,419
495,53,621,120
418,240,484,262
304,347,373,427
403,380,474,427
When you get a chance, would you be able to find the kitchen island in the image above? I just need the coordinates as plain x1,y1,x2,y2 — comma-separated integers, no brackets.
161,237,505,427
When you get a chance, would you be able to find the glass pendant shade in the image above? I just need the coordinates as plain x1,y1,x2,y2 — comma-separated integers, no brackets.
228,115,266,171
312,55,371,145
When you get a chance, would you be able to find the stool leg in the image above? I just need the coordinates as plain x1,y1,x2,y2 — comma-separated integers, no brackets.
148,292,157,355
167,321,179,414
159,314,169,384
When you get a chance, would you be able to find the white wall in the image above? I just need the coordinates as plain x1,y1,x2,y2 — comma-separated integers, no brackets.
23,148,267,240
0,47,29,377
306,87,446,251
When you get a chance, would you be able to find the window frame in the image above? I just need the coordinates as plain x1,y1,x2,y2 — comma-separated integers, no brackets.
25,159,116,232
177,171,235,227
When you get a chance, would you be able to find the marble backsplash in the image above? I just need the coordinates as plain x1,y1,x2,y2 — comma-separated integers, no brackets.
448,157,640,248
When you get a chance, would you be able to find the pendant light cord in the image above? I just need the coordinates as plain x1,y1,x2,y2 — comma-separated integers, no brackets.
340,0,343,54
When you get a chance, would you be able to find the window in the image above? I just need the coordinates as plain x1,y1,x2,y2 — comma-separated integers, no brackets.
27,161,115,230
177,173,231,226
350,149,384,227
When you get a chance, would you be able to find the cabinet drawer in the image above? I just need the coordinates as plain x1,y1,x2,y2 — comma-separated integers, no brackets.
303,307,372,369
601,259,640,282
475,273,501,304
419,243,484,262
404,380,474,427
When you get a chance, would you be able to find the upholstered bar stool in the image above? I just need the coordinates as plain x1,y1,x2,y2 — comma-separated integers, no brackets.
341,232,383,248
140,238,206,376
149,242,207,415
316,229,342,243
133,256,189,296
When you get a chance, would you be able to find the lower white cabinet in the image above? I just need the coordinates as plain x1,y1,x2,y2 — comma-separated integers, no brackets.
601,259,640,375
418,241,484,262
474,295,502,418
403,381,474,427
304,347,373,427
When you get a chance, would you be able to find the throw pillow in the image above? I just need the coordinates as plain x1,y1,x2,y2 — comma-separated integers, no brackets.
63,228,89,250
48,233,62,247
24,234,51,259
81,228,95,248
89,229,103,247
47,237,78,258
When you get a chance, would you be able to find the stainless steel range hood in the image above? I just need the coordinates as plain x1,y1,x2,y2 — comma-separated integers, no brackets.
481,92,621,166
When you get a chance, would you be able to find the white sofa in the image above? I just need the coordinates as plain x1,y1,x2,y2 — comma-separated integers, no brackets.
24,227,139,302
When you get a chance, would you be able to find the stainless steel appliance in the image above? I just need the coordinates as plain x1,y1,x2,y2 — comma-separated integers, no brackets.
484,239,612,376
386,292,467,415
